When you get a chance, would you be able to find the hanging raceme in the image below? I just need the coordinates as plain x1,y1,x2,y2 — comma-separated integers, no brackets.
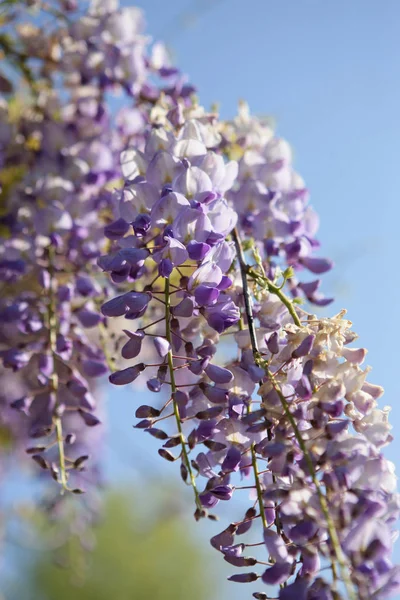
0,1,398,598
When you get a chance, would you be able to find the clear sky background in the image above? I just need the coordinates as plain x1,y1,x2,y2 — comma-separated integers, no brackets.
112,0,400,597
3,2,400,599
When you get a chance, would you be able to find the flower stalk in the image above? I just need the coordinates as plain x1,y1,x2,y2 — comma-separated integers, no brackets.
47,246,68,492
233,228,284,543
164,277,202,514
232,227,357,600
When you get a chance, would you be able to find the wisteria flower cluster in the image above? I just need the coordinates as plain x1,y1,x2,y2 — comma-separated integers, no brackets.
221,101,333,306
0,0,189,546
0,1,398,598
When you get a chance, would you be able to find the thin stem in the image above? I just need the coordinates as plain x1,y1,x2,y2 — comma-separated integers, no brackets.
232,228,356,600
232,228,276,532
153,412,174,424
152,295,166,306
164,278,202,512
47,247,68,491
138,316,166,332
251,445,268,531
232,228,260,355
245,541,265,548
248,268,301,328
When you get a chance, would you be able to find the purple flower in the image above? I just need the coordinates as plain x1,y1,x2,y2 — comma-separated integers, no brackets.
82,360,108,378
76,276,99,297
200,383,229,404
101,292,151,318
109,364,145,385
292,334,315,358
77,305,102,328
153,336,170,358
221,446,242,473
78,410,101,427
187,241,210,261
263,528,289,563
261,562,293,586
121,330,145,359
172,297,195,317
228,573,258,583
104,218,130,240
203,295,240,333
279,580,308,600
205,364,234,384
209,484,233,501
300,256,333,274
195,285,220,306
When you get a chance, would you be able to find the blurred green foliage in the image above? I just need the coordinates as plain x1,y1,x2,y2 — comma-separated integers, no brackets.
27,491,212,600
